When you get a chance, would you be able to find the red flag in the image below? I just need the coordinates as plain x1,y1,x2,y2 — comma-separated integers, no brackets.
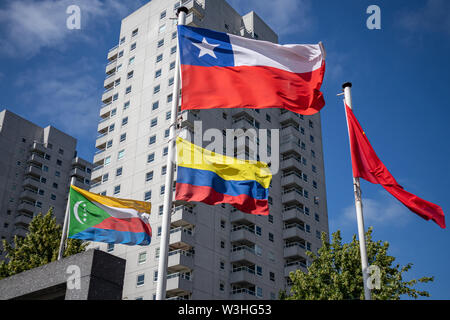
345,103,445,228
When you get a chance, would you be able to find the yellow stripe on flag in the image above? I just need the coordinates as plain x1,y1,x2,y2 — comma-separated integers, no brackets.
176,137,272,189
70,185,151,213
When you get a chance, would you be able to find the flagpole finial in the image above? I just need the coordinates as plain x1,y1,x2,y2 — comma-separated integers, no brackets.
177,6,189,16
342,82,352,89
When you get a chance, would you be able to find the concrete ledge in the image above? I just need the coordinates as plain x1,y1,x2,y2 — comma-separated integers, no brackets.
0,249,125,300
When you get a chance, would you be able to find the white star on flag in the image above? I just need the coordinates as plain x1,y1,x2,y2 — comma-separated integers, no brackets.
193,37,220,58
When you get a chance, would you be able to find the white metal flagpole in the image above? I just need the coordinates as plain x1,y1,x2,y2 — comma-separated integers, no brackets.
156,6,188,301
58,176,76,260
342,82,372,300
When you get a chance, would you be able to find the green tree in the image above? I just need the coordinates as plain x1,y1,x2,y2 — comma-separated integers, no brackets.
0,208,87,279
281,227,433,300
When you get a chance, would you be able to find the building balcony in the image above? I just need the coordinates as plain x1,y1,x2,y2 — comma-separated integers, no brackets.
168,250,194,273
281,189,303,205
25,165,42,178
184,0,205,18
30,142,46,154
280,111,300,126
169,227,195,250
230,211,257,224
107,44,118,60
105,60,117,74
280,141,301,154
185,11,202,27
284,261,307,277
230,267,256,285
283,224,306,241
171,206,196,228
232,118,256,132
27,153,44,166
281,156,302,171
166,272,193,297
13,227,28,238
283,242,306,259
230,226,257,245
70,167,86,179
281,172,304,189
17,202,35,215
281,125,301,139
99,102,112,117
19,189,38,202
282,206,305,223
14,214,33,228
230,246,257,264
230,288,256,300
22,177,40,189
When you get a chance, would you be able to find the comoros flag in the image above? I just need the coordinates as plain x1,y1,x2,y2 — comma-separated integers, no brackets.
178,25,326,115
68,185,152,245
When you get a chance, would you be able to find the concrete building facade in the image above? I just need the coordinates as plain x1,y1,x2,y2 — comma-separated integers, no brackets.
0,109,92,252
90,0,328,300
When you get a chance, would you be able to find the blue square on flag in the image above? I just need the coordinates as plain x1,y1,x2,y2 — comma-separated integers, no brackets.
178,25,234,67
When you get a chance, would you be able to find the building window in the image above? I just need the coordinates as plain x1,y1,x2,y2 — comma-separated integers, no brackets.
171,31,177,39
51,194,56,200
157,226,162,237
313,180,318,189
156,54,163,63
255,226,262,236
56,159,62,166
138,252,147,264
220,260,225,270
120,36,126,44
107,243,114,252
268,214,273,223
149,135,156,145
154,85,160,94
269,232,274,242
256,287,263,298
147,153,155,163
269,272,275,282
153,270,158,282
160,10,166,19
168,77,174,86
125,86,132,94
116,167,123,176
315,213,320,222
146,171,154,181
256,266,262,276
310,135,315,143
109,123,115,132
166,111,171,120
120,133,126,142
151,118,158,127
163,147,168,156
129,57,135,65
118,149,125,160
167,94,173,103
170,46,177,55
136,274,145,287
159,24,166,34
52,183,58,189
164,129,170,138
220,220,225,229
132,28,138,37
102,173,109,182
118,50,124,58
312,165,317,173
152,101,159,110
130,42,136,51
155,68,162,78
157,39,164,48
107,140,113,149
161,166,167,176
219,282,225,292
114,185,121,195
127,71,134,79
220,241,225,249
169,61,175,70
104,156,111,166
144,191,152,201
160,185,165,195
122,117,128,126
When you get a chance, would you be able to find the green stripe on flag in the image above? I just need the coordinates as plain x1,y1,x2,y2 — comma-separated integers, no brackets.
68,187,111,237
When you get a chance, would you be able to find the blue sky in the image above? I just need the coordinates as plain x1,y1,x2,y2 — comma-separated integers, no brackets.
0,0,449,299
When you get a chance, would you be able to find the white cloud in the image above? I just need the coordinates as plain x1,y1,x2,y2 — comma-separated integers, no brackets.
227,0,314,37
13,58,100,142
331,190,412,230
398,0,450,36
0,0,144,57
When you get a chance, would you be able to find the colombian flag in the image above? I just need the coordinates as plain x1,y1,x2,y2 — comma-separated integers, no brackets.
175,137,272,215
68,185,152,245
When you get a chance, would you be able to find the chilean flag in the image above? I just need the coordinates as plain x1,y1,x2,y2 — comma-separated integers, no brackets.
178,25,326,115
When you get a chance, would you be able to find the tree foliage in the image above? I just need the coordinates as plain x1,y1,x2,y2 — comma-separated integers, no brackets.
281,227,433,300
0,208,87,279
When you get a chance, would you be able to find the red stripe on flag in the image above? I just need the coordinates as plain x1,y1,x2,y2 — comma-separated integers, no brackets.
92,217,152,235
181,63,325,115
175,182,269,215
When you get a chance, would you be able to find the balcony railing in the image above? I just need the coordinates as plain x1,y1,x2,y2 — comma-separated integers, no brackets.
231,266,255,275
231,288,255,296
108,44,118,52
167,272,192,281
283,222,305,232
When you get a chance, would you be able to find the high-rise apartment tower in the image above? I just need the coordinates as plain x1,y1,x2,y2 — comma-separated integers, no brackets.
90,0,328,300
